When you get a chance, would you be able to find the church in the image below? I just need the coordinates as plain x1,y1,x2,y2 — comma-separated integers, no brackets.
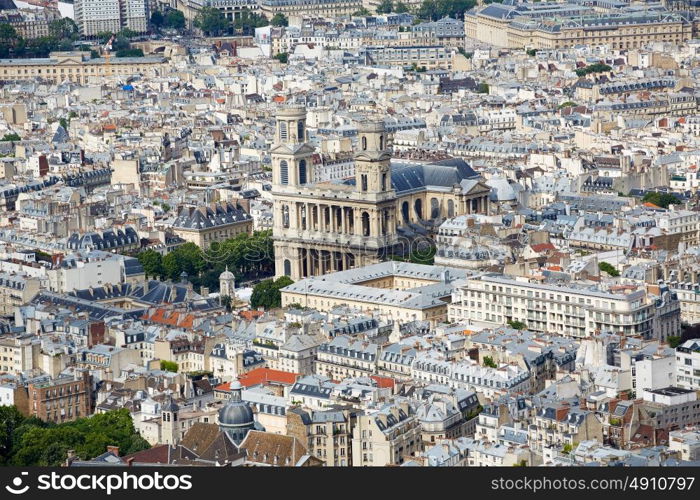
271,106,491,280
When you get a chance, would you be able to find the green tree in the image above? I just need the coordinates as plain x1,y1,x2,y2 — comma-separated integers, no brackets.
526,48,537,56
150,10,165,28
232,9,268,35
8,408,149,466
274,52,288,63
194,7,230,36
575,62,612,77
160,360,178,372
1,133,21,142
353,7,372,16
483,356,497,368
165,10,186,30
119,28,139,39
598,261,620,277
395,1,410,12
377,0,394,13
270,13,289,26
250,276,294,310
220,294,233,312
116,48,144,57
49,18,79,40
477,82,489,94
507,320,527,330
667,335,682,348
137,249,164,279
0,23,18,42
0,406,25,465
642,191,681,209
558,101,577,109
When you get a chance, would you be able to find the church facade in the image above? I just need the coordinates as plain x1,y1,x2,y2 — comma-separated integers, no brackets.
271,106,491,280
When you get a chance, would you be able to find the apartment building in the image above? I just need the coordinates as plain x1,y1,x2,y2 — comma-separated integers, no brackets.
287,407,357,466
449,274,681,340
24,372,92,423
315,335,378,380
0,8,62,39
171,201,253,250
74,0,148,36
675,339,700,390
259,0,362,19
465,3,693,50
351,401,422,466
528,401,604,453
0,334,37,374
0,272,41,317
360,45,459,70
0,52,167,85
411,352,531,398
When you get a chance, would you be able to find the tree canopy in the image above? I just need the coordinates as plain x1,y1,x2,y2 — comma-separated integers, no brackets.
598,261,620,277
642,191,681,209
136,230,275,292
250,276,294,310
194,7,230,36
0,407,149,466
233,9,269,35
416,0,476,21
270,13,289,26
575,62,612,77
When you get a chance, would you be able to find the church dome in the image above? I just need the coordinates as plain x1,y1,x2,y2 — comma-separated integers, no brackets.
218,403,254,427
218,381,255,444
219,267,235,280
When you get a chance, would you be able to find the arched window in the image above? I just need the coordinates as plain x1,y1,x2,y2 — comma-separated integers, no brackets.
283,259,291,276
430,198,440,219
282,205,290,228
379,135,384,150
279,160,289,185
297,120,305,141
299,160,307,184
381,173,387,191
362,136,367,150
279,121,288,141
402,201,409,223
414,199,423,219
362,212,370,237
447,199,455,217
361,174,368,191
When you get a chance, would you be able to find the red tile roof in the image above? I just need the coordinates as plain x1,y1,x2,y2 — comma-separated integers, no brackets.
215,368,299,391
370,375,395,389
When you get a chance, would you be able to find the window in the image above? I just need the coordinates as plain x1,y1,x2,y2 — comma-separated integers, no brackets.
299,160,307,184
361,174,368,191
362,136,367,150
280,160,289,185
297,120,304,141
280,121,288,141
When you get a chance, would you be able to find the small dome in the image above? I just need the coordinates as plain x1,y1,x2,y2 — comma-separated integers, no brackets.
220,267,235,280
218,403,254,427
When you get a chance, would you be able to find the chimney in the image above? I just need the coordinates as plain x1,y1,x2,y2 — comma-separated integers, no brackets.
107,445,120,456
609,399,619,414
126,457,135,467
555,405,570,421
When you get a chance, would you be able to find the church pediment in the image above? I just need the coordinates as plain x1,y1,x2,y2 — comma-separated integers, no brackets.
270,143,315,156
460,180,491,196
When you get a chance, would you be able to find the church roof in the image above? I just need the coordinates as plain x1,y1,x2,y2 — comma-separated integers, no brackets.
390,158,479,194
